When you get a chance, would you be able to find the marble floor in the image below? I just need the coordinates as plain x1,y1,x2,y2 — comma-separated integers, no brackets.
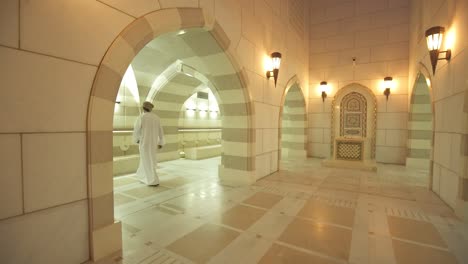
112,157,468,264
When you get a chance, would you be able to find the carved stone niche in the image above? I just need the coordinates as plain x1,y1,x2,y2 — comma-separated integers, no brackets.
322,83,378,171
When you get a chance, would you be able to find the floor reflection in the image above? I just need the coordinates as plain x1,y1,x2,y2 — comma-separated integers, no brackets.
113,157,468,264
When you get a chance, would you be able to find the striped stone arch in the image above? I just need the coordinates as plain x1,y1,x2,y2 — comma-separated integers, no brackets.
279,76,307,160
147,63,223,161
86,8,253,261
406,68,434,173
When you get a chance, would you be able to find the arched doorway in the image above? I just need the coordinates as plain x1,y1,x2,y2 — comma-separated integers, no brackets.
86,8,253,261
407,72,433,186
279,78,307,162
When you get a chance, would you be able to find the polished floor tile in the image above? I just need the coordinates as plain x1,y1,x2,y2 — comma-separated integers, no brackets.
160,176,192,188
298,199,355,227
387,216,447,247
264,172,321,186
114,193,136,206
123,185,170,198
112,157,468,264
392,239,458,264
221,204,267,230
242,192,284,209
167,223,240,263
278,218,352,260
259,243,338,264
114,177,139,187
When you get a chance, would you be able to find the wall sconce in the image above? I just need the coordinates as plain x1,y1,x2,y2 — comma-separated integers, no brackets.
425,26,451,74
266,52,282,87
383,77,392,101
320,81,328,102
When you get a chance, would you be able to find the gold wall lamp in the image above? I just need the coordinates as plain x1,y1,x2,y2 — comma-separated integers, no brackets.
266,52,282,87
320,81,328,102
425,26,451,74
383,77,393,101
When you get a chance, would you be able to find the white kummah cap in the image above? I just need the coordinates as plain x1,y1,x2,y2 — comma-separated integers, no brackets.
142,101,154,111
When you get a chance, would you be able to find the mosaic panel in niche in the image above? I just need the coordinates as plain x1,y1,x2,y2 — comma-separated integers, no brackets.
344,113,361,128
340,92,367,137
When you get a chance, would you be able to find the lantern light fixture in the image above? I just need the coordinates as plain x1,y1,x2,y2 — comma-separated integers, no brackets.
383,77,393,101
266,52,282,87
425,26,451,74
320,81,328,102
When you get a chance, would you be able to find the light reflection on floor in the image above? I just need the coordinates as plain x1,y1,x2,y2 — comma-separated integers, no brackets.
112,157,468,264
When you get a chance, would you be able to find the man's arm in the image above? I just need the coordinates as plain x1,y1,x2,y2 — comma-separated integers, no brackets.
158,119,165,148
133,117,142,144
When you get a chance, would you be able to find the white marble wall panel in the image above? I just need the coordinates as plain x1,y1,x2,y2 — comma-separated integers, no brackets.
21,0,134,65
308,113,331,128
0,200,89,264
0,47,96,133
99,0,161,17
222,142,249,157
0,134,23,220
255,153,271,179
432,163,441,194
159,0,198,8
307,142,331,159
376,113,408,130
0,0,19,48
308,128,324,143
439,167,459,208
385,130,408,147
22,133,87,212
262,129,279,153
356,0,387,15
434,132,452,170
449,134,464,176
270,151,278,173
376,146,406,164
386,95,408,112
376,129,386,146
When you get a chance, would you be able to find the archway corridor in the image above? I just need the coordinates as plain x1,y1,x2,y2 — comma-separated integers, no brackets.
107,29,466,264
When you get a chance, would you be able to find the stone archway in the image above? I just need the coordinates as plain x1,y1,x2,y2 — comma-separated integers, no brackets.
279,76,307,161
86,8,254,261
150,65,222,162
407,72,433,175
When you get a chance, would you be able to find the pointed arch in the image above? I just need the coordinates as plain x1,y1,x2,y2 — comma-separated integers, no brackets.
279,76,308,161
86,8,254,261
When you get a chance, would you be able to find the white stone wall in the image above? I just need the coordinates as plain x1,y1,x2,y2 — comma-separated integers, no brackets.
408,0,468,218
308,0,410,164
0,0,310,262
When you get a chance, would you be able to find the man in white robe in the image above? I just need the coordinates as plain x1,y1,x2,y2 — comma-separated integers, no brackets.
133,101,165,186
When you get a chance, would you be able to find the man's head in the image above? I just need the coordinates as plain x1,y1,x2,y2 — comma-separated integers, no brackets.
142,101,154,112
